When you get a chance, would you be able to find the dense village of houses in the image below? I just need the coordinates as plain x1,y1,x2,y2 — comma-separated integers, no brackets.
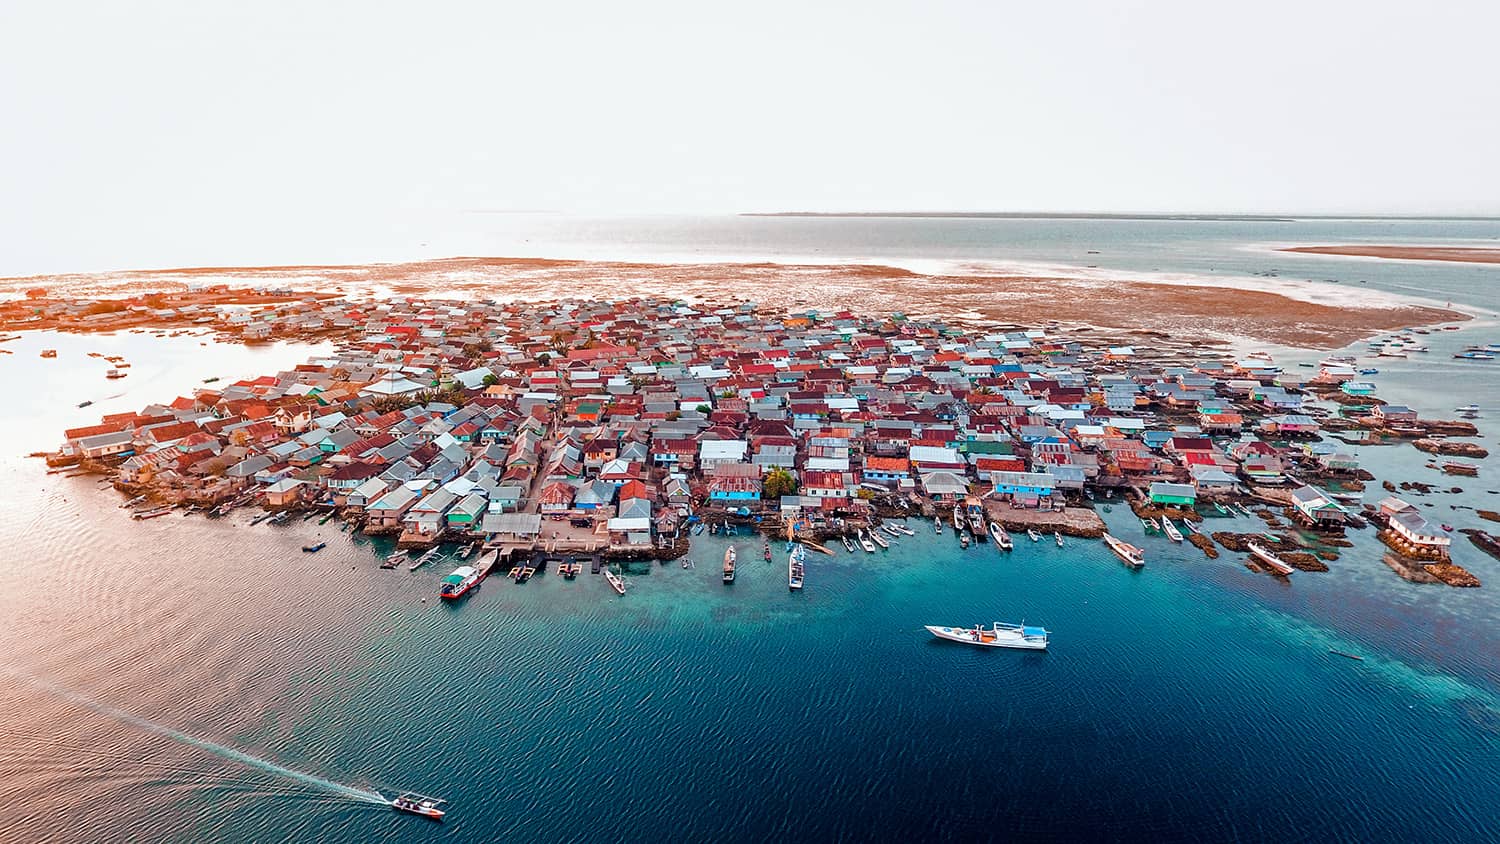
45,293,1487,586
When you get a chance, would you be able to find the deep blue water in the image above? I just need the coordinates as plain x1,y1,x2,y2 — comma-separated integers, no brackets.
1,218,1499,841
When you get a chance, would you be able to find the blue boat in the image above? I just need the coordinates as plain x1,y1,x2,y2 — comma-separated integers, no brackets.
301,542,326,553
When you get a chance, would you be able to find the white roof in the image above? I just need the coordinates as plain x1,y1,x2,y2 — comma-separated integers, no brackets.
699,440,748,459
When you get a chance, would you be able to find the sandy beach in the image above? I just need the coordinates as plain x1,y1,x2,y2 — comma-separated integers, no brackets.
1281,245,1500,264
1,256,1465,349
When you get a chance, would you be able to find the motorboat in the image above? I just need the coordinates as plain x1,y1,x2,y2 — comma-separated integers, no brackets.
1248,542,1294,576
390,792,446,821
925,622,1048,650
1103,533,1145,569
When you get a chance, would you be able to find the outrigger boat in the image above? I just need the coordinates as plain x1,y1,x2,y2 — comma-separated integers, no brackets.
1248,541,1295,576
381,551,407,569
925,621,1048,651
988,521,1013,551
892,522,915,536
603,567,627,595
788,545,805,591
409,547,442,571
1162,518,1184,543
390,792,447,821
1103,533,1146,570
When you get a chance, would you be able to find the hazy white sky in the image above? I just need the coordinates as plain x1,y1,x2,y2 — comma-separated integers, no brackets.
2,1,1497,273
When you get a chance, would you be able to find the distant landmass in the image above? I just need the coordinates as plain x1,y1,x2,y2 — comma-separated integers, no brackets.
744,211,1500,223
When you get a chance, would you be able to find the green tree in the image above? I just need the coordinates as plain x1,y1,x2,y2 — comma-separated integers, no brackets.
764,468,798,499
482,373,499,386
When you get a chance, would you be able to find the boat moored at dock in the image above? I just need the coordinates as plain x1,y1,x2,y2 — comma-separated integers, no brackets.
603,567,627,595
1162,518,1184,543
925,622,1048,650
1103,533,1145,569
788,545,805,590
1248,541,1295,576
988,521,1013,551
439,565,481,600
723,545,737,583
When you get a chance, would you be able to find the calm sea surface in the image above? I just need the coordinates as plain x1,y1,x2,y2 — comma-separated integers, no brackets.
1,218,1498,842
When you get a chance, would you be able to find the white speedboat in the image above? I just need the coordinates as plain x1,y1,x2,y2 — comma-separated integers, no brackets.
841,534,855,553
390,792,447,821
1248,541,1294,576
1027,528,1041,542
1054,531,1064,547
1103,533,1145,569
868,529,889,550
788,545,805,590
987,521,1013,551
1162,518,1184,543
859,534,876,553
925,622,1048,650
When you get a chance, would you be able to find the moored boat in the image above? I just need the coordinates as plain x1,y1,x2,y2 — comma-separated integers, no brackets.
934,516,943,534
1054,531,1063,547
301,542,326,553
410,547,442,571
925,622,1048,650
1248,541,1294,576
988,521,1013,551
1103,533,1145,569
381,550,406,569
603,567,627,595
1162,518,1184,543
1027,528,1041,542
788,545,805,590
439,565,481,600
868,528,889,550
859,533,876,553
841,534,855,553
959,531,970,549
723,545,737,583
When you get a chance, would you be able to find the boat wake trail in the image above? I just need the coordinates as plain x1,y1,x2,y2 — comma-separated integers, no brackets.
6,670,389,805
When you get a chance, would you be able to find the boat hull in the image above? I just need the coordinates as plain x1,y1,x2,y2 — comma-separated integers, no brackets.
925,625,1047,650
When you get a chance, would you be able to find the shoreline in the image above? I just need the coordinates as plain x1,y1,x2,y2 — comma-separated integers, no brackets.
1278,245,1500,265
0,255,1468,351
